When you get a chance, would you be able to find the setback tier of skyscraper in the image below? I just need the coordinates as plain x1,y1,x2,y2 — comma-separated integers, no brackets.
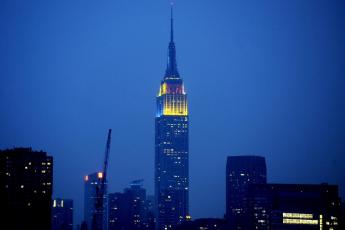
0,147,53,229
155,6,189,230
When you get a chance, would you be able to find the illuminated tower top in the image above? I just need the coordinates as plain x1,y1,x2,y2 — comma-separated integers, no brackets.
156,4,188,117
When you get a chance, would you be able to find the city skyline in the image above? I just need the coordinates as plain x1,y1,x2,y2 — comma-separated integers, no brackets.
1,0,345,227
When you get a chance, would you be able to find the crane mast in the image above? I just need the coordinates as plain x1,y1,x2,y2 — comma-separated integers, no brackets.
92,129,112,230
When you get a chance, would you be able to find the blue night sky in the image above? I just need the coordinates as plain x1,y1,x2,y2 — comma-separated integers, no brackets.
1,0,345,225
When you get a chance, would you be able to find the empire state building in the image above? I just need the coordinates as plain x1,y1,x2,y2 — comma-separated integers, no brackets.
155,6,189,230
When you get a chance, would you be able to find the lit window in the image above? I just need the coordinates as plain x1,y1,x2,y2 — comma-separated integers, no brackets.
283,218,318,225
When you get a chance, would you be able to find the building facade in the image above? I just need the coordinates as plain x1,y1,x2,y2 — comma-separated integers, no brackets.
226,155,267,229
175,218,227,230
52,198,73,230
84,172,107,230
108,180,154,230
155,6,189,230
248,183,342,230
0,147,53,230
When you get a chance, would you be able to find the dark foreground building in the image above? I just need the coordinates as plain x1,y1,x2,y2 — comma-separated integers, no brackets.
226,155,267,229
0,147,53,230
108,180,154,230
247,183,342,230
52,198,73,230
155,6,189,230
175,218,227,230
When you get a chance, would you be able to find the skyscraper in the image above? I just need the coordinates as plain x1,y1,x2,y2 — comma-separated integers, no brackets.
0,147,53,229
155,5,189,230
52,198,73,230
226,155,267,229
108,180,153,230
84,172,107,230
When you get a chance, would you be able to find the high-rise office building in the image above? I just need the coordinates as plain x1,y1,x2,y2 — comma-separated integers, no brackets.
0,147,53,229
226,155,267,229
155,6,189,230
84,172,107,230
108,180,154,230
52,198,73,230
248,183,342,229
108,192,127,230
123,180,148,229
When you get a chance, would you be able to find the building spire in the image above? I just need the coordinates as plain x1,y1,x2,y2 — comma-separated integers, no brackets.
170,3,174,43
165,2,179,78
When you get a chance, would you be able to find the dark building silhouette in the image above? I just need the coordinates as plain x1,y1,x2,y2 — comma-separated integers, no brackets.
226,155,267,229
84,172,107,230
175,218,227,230
341,202,345,229
108,192,127,230
52,198,73,230
155,6,189,230
0,147,53,230
145,195,155,229
108,180,154,230
80,221,88,230
247,183,342,229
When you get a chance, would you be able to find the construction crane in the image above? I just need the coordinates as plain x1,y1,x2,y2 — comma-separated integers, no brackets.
92,129,112,230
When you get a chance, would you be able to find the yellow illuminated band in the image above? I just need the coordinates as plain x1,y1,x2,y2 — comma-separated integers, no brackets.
282,213,319,226
157,82,188,116
283,219,318,225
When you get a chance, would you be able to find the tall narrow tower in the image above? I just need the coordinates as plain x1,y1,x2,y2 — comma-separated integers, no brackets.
226,156,267,229
155,5,189,230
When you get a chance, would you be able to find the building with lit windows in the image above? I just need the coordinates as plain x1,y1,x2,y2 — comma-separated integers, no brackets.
155,6,189,230
84,172,107,230
0,147,53,229
145,195,155,229
52,198,73,230
247,183,342,229
108,192,126,230
225,155,267,229
108,180,154,230
175,218,227,230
